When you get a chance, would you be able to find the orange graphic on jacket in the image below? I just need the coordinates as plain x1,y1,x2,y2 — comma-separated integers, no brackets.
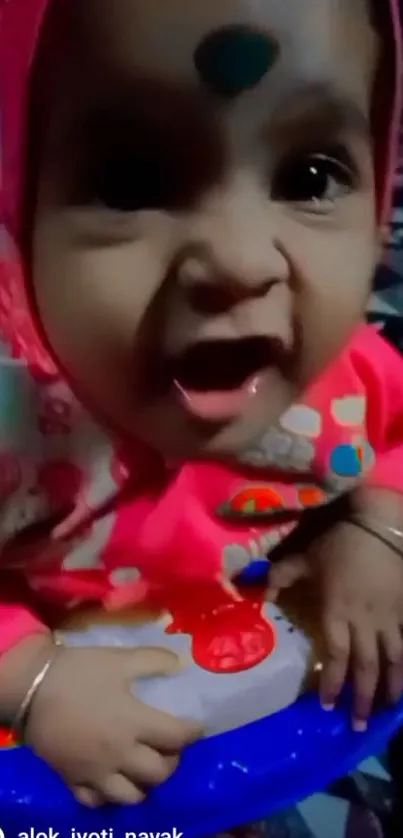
297,485,327,507
221,484,327,519
221,486,285,517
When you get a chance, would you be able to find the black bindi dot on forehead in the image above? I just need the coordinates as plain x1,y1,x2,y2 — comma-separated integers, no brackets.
194,24,279,99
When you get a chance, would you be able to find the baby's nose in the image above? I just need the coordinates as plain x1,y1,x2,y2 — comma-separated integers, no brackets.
174,244,282,315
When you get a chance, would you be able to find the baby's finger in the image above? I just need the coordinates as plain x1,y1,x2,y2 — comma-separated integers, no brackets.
269,554,310,596
124,745,178,786
73,786,105,808
320,617,350,709
128,646,185,680
381,626,403,704
98,774,146,806
351,627,379,732
137,703,202,752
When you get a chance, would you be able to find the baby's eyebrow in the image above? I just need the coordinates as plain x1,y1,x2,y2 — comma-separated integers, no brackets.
265,82,371,145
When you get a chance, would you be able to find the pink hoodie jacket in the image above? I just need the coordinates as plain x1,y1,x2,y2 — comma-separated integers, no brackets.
0,0,401,655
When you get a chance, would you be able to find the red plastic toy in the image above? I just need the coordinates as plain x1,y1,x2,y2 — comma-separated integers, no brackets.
160,579,276,674
0,726,18,749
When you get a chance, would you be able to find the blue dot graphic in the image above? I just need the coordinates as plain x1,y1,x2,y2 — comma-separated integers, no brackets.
237,559,269,585
330,444,361,477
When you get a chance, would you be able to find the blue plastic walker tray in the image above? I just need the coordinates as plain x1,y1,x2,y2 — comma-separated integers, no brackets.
1,562,402,837
0,692,402,838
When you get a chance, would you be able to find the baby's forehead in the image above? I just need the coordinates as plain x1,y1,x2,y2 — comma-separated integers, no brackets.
36,0,376,156
76,0,374,103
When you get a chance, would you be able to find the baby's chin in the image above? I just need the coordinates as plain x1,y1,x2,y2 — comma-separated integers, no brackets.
127,375,296,463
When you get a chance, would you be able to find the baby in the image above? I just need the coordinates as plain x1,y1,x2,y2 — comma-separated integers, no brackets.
0,0,403,811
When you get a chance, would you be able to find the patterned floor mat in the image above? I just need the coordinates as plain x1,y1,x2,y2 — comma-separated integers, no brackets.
216,754,392,838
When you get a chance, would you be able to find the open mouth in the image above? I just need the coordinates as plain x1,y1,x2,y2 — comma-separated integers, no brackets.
170,337,286,421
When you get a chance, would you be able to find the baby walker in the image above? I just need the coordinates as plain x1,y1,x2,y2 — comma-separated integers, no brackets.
1,559,403,838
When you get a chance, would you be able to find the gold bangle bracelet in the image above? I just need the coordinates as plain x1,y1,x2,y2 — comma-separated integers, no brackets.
348,513,403,558
12,637,64,734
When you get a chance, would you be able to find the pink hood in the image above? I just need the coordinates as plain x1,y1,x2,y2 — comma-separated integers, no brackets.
0,0,401,608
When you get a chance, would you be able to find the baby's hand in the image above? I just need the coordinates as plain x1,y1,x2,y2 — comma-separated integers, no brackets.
24,643,201,807
269,520,403,730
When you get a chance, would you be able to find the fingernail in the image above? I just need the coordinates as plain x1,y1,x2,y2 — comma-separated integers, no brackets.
352,719,367,733
321,702,335,712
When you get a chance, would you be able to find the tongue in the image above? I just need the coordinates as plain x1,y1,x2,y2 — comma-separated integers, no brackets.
174,376,259,421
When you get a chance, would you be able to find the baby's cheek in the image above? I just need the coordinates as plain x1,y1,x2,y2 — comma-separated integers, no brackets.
33,244,118,402
33,206,170,362
292,226,376,382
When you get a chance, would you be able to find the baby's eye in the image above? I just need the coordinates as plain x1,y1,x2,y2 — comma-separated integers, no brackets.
271,150,356,213
94,155,173,213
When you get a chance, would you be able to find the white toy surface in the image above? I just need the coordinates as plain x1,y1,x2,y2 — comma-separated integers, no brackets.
61,600,313,737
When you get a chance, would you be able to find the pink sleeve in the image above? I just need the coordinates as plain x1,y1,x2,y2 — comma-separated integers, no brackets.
349,326,403,494
365,446,403,494
0,603,47,656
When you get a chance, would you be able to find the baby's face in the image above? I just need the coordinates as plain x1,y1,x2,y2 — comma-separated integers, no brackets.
32,0,378,461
